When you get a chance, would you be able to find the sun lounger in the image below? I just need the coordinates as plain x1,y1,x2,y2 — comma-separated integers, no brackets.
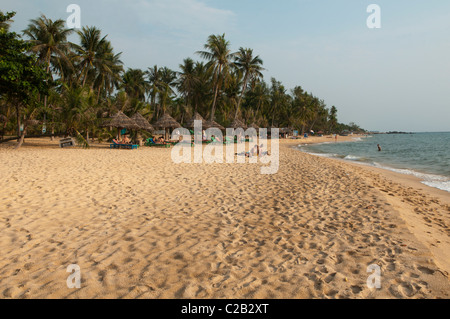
110,141,139,150
145,138,171,148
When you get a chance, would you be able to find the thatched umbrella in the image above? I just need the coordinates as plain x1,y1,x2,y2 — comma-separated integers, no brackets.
153,113,181,140
230,118,248,130
102,111,140,139
249,123,260,129
131,113,154,132
185,112,208,129
205,120,225,131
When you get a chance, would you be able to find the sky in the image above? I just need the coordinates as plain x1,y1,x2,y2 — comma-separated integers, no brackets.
3,0,450,132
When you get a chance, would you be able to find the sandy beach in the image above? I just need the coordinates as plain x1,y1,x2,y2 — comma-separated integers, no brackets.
0,137,449,299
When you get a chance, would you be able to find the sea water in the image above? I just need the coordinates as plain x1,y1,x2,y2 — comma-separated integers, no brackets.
298,132,450,193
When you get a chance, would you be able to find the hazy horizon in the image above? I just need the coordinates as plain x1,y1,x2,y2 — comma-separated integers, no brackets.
3,0,449,132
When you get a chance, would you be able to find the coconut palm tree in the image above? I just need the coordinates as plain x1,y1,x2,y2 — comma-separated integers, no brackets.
0,11,13,32
196,34,237,121
23,15,74,76
122,68,149,102
92,41,124,102
158,67,177,115
233,47,264,120
146,65,163,117
177,58,199,115
72,26,109,87
191,62,213,117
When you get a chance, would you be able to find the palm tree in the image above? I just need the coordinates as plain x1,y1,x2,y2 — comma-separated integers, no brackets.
0,11,14,32
92,41,124,102
191,62,213,117
23,15,74,76
72,26,109,87
158,67,177,115
233,47,264,120
122,69,149,102
146,65,162,117
23,15,73,140
196,34,237,121
177,58,199,116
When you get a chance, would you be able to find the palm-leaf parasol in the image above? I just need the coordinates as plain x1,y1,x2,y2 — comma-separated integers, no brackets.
185,112,208,129
102,111,140,138
204,120,225,131
230,118,248,130
102,111,140,130
249,123,260,129
153,113,181,140
131,113,154,132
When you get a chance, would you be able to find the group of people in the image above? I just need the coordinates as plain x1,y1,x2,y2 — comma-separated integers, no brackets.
113,135,131,145
236,144,270,158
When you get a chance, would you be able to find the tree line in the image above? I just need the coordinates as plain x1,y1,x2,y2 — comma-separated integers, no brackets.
0,11,365,148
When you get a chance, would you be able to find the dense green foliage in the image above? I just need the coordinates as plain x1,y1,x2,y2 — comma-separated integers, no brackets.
0,10,365,147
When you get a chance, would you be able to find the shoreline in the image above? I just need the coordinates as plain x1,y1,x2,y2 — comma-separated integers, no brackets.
292,136,450,198
284,138,450,278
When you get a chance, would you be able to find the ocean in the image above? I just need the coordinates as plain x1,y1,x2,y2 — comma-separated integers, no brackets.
297,132,450,193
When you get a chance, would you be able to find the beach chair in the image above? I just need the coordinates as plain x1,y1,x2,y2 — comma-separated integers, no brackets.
110,141,139,150
145,138,171,148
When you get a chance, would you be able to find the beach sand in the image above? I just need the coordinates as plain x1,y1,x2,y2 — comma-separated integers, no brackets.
0,137,449,299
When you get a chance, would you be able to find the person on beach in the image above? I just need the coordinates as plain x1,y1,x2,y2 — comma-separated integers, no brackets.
378,144,382,152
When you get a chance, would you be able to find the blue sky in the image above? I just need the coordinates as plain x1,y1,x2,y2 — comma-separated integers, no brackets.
3,0,450,132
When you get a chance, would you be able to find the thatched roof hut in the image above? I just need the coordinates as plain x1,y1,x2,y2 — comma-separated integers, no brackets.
185,112,208,129
230,118,248,130
131,113,154,132
102,111,140,130
153,113,181,129
153,113,182,140
205,120,225,131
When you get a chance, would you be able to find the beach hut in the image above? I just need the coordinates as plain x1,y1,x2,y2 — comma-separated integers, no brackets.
153,113,181,140
204,120,225,131
185,112,208,130
102,111,140,139
230,118,248,130
131,113,154,132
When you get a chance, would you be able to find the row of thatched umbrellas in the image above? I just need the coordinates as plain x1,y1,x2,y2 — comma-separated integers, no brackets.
104,111,262,140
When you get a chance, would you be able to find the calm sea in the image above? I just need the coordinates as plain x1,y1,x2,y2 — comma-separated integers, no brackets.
298,132,450,193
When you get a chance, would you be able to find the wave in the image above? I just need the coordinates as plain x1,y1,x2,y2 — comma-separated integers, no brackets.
297,145,450,193
372,163,450,193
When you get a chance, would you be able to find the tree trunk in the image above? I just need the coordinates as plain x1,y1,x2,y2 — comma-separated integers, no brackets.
16,104,21,138
15,125,27,149
210,65,222,121
234,73,249,120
